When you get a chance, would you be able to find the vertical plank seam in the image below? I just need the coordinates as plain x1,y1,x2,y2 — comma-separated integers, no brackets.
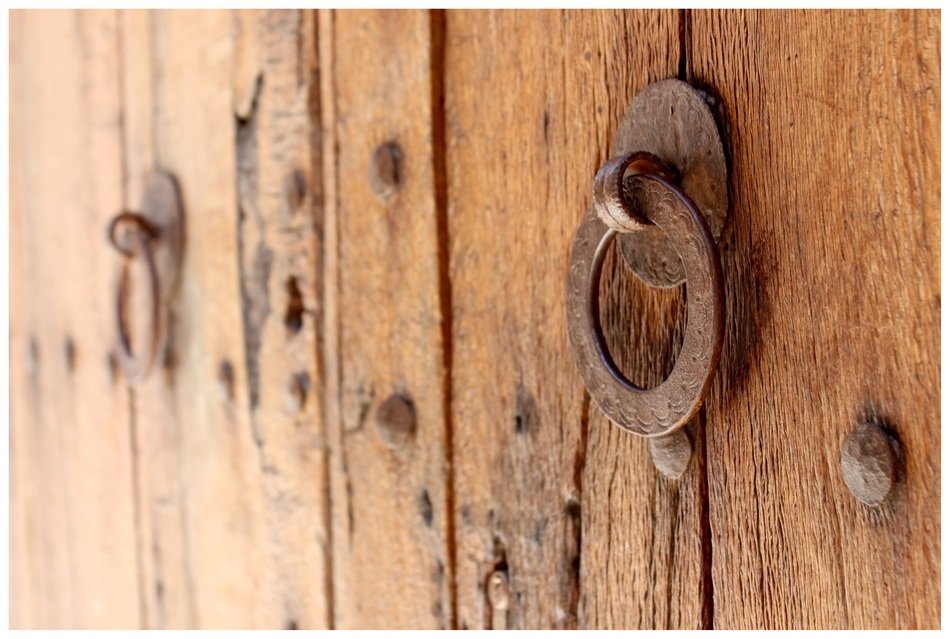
313,8,337,630
317,8,340,629
571,393,591,627
128,389,148,628
681,9,714,629
697,408,715,629
677,9,691,82
427,8,458,630
115,11,148,629
665,481,682,629
148,13,199,624
233,22,267,465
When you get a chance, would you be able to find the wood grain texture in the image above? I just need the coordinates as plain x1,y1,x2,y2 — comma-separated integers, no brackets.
10,8,941,631
443,9,709,629
689,9,940,629
10,10,140,628
121,9,330,629
119,10,193,628
321,9,453,629
123,10,270,628
232,9,330,630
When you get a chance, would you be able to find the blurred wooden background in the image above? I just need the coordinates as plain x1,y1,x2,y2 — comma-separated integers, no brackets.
10,9,939,629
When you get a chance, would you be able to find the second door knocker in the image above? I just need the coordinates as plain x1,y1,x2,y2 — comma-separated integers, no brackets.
566,79,727,452
107,171,184,384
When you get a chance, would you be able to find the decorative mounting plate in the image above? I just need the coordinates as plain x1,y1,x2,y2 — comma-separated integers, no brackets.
612,78,727,288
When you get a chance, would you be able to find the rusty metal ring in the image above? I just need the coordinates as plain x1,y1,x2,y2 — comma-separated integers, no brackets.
566,153,724,437
108,211,158,257
114,227,162,383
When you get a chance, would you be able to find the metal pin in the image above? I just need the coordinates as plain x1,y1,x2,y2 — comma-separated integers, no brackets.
487,570,509,630
27,337,39,378
63,337,77,372
285,372,310,414
648,428,693,479
105,350,120,385
368,141,402,201
216,360,235,402
283,169,306,216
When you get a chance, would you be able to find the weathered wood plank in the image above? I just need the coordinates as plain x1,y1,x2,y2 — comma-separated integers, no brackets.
321,8,453,629
119,9,193,628
122,9,268,628
122,9,330,628
231,9,330,630
444,9,708,629
10,9,140,628
690,9,940,629
11,8,940,631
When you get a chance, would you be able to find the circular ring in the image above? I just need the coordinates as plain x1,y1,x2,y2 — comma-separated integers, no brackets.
108,211,158,257
115,228,162,383
592,151,680,232
566,154,724,437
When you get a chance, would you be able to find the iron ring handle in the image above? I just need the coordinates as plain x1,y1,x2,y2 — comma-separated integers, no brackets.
109,212,162,384
566,152,725,438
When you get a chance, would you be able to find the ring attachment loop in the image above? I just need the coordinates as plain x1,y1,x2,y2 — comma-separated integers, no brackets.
108,211,159,257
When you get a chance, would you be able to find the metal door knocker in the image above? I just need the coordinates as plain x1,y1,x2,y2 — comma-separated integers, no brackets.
107,171,183,384
567,79,727,448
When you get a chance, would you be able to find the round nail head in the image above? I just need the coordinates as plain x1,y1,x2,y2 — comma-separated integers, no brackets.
216,360,235,401
369,142,402,201
840,422,897,506
375,393,416,449
285,372,309,414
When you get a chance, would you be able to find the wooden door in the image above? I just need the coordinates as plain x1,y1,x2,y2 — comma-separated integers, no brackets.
10,9,939,629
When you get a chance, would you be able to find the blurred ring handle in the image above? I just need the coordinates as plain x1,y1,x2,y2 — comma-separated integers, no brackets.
106,172,183,385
